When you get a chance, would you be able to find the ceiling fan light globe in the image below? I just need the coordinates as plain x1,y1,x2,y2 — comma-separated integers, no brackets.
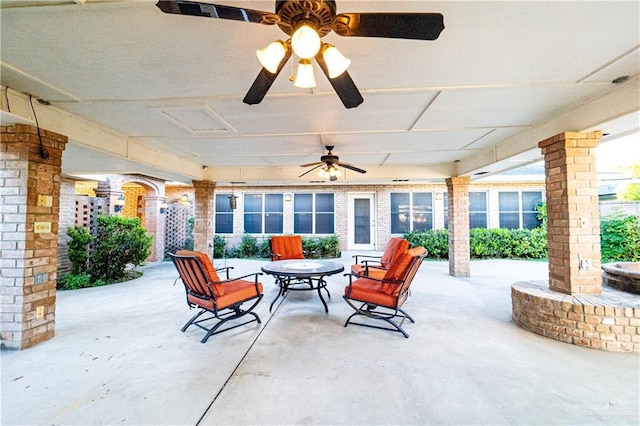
291,24,321,59
323,45,351,78
317,168,329,178
256,41,286,73
294,59,317,88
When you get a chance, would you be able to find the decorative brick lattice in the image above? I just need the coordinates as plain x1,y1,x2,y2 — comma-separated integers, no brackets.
74,197,107,253
164,205,193,258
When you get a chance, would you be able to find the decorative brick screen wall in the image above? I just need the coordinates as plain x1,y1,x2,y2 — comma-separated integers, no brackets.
164,205,193,259
75,197,107,253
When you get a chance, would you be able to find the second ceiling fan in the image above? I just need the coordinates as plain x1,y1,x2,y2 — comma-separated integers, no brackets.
156,0,445,108
299,146,366,181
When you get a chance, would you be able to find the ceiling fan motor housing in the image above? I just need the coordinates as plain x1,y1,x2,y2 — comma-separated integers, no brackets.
275,0,337,37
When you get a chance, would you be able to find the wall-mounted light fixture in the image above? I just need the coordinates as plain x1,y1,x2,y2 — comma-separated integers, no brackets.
114,194,125,214
229,193,238,210
179,194,190,206
284,193,292,202
160,198,169,214
435,192,443,201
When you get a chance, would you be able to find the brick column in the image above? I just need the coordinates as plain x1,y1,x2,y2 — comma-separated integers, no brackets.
144,195,166,261
1,124,67,349
192,180,215,255
446,176,471,277
539,132,603,294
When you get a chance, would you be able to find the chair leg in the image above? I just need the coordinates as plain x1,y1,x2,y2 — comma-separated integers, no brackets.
186,295,264,343
343,297,412,338
182,309,207,332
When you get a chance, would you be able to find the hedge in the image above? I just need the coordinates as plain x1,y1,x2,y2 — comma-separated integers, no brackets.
404,227,548,260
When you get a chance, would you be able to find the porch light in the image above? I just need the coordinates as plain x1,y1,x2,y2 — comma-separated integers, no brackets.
294,59,316,88
114,194,125,213
160,198,169,214
321,44,351,78
229,193,238,210
256,40,287,74
291,24,321,59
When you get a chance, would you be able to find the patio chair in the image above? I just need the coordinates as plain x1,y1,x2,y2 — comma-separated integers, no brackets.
343,246,427,338
169,250,264,343
351,237,410,279
269,235,306,261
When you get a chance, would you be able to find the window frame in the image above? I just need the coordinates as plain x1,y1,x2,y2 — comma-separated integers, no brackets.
498,190,543,230
214,193,234,234
390,192,433,234
243,193,284,234
293,192,335,234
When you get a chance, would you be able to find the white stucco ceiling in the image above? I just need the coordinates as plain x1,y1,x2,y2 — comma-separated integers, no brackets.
1,0,638,185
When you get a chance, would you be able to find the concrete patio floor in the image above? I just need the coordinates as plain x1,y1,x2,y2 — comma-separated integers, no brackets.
2,254,639,425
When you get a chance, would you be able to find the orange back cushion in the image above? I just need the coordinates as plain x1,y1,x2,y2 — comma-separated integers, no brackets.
380,238,410,268
270,236,305,260
381,246,425,295
176,250,224,296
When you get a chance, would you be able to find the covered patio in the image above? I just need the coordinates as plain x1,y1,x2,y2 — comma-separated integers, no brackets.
2,256,638,425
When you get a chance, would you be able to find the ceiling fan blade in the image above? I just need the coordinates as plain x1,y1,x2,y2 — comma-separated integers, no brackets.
156,1,279,25
315,52,363,109
333,13,444,40
298,164,323,178
338,162,367,174
243,48,292,105
300,161,323,168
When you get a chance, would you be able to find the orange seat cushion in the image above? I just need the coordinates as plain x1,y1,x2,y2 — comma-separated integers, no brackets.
176,250,224,296
270,236,305,260
188,280,263,311
344,278,398,309
350,264,386,279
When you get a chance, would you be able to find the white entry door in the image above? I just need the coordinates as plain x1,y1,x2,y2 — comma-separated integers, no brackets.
348,193,375,250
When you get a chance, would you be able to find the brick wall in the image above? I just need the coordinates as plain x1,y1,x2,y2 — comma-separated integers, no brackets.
539,132,602,295
1,124,67,349
57,177,76,278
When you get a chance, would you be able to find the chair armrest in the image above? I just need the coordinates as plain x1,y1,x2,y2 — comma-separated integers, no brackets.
216,266,234,279
270,253,282,261
212,272,263,285
352,254,383,264
343,272,403,286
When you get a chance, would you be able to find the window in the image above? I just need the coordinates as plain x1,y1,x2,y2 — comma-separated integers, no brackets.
499,191,543,229
390,192,433,233
443,191,488,229
215,194,233,233
243,193,284,234
294,193,335,234
469,192,488,228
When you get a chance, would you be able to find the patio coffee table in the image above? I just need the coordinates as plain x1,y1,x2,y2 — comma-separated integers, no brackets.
261,260,345,313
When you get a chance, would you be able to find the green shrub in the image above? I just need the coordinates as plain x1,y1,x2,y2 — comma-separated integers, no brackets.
404,229,449,259
601,214,640,262
212,235,226,258
66,225,93,274
405,227,548,260
61,272,92,290
238,233,258,257
317,234,340,258
89,215,152,282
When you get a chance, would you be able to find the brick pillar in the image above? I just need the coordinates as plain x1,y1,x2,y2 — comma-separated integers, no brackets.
539,132,603,295
1,124,67,349
446,176,471,277
95,176,124,215
144,195,166,261
192,180,215,255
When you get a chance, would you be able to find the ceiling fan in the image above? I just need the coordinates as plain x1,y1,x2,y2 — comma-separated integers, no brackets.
299,146,366,181
156,0,444,108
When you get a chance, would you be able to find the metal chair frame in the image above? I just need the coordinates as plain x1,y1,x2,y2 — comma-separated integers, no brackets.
169,253,263,343
343,250,426,338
